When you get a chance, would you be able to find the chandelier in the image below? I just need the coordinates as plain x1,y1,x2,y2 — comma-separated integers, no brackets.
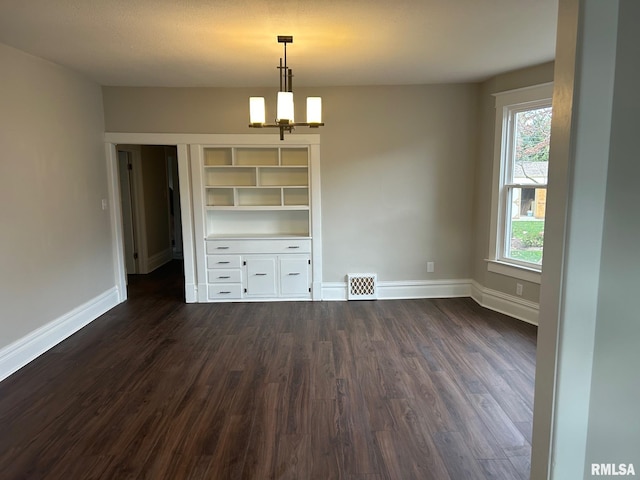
249,36,324,140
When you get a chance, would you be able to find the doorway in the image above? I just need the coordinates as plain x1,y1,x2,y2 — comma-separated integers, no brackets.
106,134,199,304
115,144,184,297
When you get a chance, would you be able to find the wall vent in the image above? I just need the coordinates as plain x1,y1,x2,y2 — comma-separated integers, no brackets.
347,273,378,300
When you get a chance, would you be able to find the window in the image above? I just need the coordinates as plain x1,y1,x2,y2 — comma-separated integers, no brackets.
488,84,553,280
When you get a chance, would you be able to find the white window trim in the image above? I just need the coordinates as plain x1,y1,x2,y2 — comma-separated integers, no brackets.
486,259,542,284
487,83,553,283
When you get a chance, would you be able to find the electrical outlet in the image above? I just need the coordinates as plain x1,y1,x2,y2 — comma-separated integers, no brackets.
101,199,108,211
427,261,435,273
516,283,523,296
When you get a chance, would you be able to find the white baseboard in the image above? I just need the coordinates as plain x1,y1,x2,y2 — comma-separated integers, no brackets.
322,278,538,326
378,279,472,299
0,287,120,383
321,282,349,300
185,283,197,303
146,248,173,273
470,280,539,325
197,282,208,303
322,279,472,301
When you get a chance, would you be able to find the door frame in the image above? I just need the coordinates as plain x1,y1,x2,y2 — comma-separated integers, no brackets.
116,145,143,275
105,133,197,302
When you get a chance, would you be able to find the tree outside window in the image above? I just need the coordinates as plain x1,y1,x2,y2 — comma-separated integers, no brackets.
504,105,552,266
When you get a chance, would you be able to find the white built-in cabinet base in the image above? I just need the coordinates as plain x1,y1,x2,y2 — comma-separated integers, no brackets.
206,238,311,302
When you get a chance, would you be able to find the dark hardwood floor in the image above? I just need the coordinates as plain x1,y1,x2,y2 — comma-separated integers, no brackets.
0,261,537,479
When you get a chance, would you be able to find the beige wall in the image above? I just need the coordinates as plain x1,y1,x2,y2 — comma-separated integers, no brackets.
140,145,171,259
104,84,479,283
472,61,555,303
0,43,112,347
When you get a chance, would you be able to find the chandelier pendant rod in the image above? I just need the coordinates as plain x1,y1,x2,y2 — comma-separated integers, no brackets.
283,40,287,92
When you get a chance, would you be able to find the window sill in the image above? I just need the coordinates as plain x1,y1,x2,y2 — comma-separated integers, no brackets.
485,259,542,284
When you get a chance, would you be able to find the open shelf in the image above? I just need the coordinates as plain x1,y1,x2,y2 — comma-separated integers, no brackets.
206,210,310,237
283,188,309,206
206,188,234,207
281,148,308,166
204,148,232,166
259,167,308,186
201,145,311,239
205,186,309,209
204,167,256,186
237,187,281,206
235,148,279,166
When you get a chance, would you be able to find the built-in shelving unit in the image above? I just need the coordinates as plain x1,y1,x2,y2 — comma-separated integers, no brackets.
202,147,310,237
190,137,321,303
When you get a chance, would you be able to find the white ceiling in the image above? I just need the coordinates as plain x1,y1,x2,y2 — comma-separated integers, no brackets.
0,0,558,87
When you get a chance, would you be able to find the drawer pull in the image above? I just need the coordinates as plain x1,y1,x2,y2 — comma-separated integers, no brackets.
288,272,301,276
216,246,230,250
255,273,268,276
219,291,232,294
218,276,231,279
287,246,300,249
217,261,230,264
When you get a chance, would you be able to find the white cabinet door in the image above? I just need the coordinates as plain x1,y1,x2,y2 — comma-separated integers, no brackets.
280,256,310,296
245,257,277,296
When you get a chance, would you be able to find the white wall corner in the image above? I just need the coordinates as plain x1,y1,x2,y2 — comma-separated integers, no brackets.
0,287,120,383
470,280,539,326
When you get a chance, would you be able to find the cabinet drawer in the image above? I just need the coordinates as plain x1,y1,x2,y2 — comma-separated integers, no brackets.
206,238,311,254
207,269,242,284
207,255,242,269
208,284,242,299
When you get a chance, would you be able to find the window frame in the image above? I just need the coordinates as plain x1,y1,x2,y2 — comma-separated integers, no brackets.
487,83,554,283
